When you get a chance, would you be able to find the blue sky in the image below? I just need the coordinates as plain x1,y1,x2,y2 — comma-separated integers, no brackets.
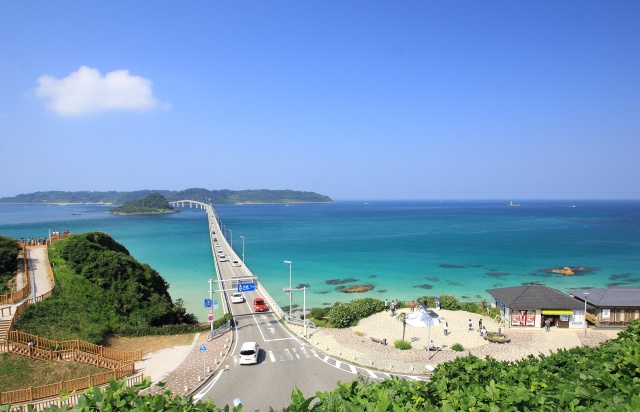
1,1,638,200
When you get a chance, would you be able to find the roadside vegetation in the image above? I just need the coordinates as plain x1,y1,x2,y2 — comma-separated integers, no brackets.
13,232,200,344
18,319,638,411
0,235,21,294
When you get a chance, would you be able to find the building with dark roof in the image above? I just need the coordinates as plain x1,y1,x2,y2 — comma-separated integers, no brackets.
487,285,586,329
568,287,640,328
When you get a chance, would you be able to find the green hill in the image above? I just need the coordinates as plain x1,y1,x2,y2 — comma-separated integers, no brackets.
14,232,198,343
0,188,333,205
109,193,177,215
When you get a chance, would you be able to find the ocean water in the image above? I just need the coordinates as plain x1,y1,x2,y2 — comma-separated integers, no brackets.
1,200,639,321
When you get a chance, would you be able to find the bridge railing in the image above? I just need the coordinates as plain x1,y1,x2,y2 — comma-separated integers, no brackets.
173,200,289,322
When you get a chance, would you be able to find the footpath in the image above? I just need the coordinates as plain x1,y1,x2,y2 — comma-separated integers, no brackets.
0,246,55,341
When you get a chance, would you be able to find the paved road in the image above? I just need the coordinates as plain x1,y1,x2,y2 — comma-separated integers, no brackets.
186,206,427,410
186,209,352,409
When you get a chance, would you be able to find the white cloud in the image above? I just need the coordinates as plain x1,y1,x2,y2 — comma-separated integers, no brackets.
35,66,168,116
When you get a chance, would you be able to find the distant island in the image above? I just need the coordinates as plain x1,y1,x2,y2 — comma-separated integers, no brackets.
0,188,333,205
109,193,177,215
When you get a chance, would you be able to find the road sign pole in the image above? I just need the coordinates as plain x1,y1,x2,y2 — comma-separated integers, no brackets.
209,279,214,334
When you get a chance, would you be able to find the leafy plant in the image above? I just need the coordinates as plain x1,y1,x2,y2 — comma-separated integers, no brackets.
451,343,465,351
327,298,385,328
394,339,412,350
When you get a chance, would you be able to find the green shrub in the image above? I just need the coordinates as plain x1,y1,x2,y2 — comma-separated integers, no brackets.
327,304,356,328
327,298,385,328
438,294,461,310
394,340,412,350
451,343,464,351
0,236,21,294
309,307,330,321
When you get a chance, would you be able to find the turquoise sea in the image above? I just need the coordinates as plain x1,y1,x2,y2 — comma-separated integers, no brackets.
1,200,639,321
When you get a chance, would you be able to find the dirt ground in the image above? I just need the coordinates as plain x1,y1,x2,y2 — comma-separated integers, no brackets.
103,333,197,355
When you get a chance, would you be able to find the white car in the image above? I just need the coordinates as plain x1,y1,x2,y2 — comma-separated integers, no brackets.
231,293,244,303
219,255,228,262
232,260,241,267
239,341,259,365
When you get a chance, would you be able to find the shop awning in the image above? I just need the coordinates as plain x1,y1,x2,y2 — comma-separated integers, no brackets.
541,310,574,315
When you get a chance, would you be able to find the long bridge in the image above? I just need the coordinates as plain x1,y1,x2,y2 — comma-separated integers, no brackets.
169,200,297,323
169,200,425,409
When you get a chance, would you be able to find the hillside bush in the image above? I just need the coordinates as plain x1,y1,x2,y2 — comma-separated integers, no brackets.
0,236,21,294
14,233,198,344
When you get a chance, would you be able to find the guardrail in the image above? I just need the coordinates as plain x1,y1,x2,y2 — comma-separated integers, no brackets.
283,315,316,329
207,320,232,341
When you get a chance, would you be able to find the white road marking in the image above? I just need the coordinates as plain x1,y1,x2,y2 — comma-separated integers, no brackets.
365,368,378,378
268,351,276,362
284,348,293,360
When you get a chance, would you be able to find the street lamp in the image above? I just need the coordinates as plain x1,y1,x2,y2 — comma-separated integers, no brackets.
583,292,589,337
240,236,245,263
284,260,292,318
229,229,233,248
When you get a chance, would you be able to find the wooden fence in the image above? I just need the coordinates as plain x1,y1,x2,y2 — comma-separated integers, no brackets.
1,331,143,406
0,368,143,409
6,331,142,364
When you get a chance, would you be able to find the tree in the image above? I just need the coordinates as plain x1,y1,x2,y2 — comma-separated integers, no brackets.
397,312,409,341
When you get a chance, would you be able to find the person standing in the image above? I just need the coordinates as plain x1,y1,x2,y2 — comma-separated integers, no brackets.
385,299,389,312
479,319,483,330
468,319,473,331
444,321,449,336
545,318,551,332
411,300,415,312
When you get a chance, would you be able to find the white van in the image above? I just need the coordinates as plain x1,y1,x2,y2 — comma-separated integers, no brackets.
239,341,259,365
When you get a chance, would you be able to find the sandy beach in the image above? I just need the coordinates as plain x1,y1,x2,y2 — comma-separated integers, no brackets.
286,307,620,374
138,307,621,391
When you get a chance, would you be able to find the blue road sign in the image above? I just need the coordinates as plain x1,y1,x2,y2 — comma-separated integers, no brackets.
238,283,255,292
199,344,207,352
213,300,219,310
204,298,212,308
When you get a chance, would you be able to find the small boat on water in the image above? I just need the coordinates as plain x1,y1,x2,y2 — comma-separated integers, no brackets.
508,201,521,207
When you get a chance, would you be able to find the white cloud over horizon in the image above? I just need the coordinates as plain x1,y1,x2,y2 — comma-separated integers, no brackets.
35,66,169,116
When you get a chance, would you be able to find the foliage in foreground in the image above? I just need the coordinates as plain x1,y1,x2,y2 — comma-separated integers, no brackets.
14,233,198,344
10,320,639,411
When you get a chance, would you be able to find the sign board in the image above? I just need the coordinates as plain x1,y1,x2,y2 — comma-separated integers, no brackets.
208,314,214,322
199,344,207,352
238,283,255,292
213,300,219,310
204,298,212,308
